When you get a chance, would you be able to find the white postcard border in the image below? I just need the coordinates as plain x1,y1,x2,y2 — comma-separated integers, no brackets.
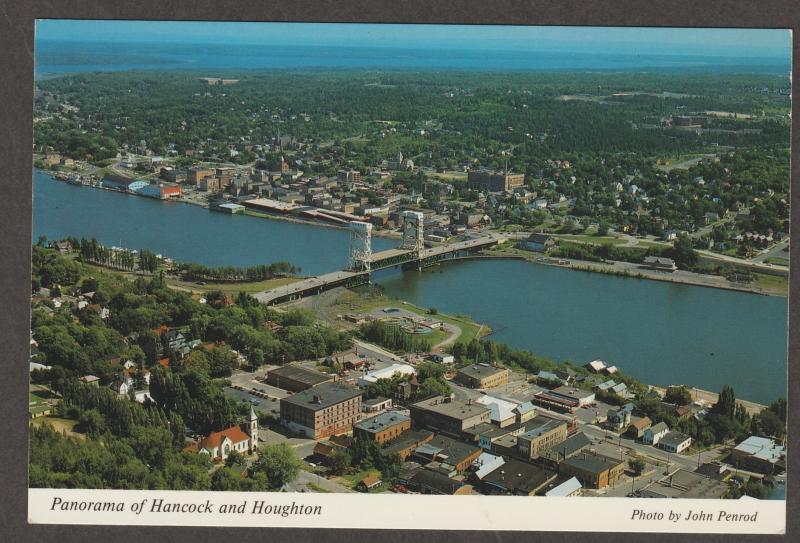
29,489,785,533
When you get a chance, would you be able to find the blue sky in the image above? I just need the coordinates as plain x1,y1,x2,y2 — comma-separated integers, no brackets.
36,20,791,59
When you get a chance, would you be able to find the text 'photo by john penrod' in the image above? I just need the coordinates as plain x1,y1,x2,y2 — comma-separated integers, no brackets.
27,19,789,533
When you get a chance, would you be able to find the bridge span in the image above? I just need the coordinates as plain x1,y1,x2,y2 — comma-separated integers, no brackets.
254,234,502,306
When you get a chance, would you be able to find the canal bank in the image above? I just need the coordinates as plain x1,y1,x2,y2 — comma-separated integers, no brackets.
32,168,788,404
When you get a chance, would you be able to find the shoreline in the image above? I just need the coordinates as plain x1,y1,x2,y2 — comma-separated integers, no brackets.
489,247,787,298
38,169,402,239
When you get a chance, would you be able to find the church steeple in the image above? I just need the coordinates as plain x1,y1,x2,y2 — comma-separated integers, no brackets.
248,406,259,452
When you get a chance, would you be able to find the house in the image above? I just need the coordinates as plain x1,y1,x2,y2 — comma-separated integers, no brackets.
358,474,382,492
606,403,634,431
80,375,100,387
520,233,556,253
657,431,692,453
642,256,677,272
626,416,653,439
585,359,607,373
643,422,669,445
429,353,455,365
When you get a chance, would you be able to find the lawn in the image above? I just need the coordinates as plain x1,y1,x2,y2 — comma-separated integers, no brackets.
333,468,382,490
556,234,629,246
335,291,487,347
30,416,85,440
752,272,788,294
764,257,789,266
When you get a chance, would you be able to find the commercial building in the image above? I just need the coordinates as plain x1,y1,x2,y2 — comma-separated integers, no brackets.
136,183,182,200
409,396,492,437
384,429,434,460
362,396,393,414
279,382,362,439
480,459,557,496
558,452,625,489
357,363,416,386
467,169,525,192
267,365,335,392
474,395,519,427
638,469,729,499
657,431,693,453
408,469,473,495
455,364,509,389
100,174,148,193
536,431,592,470
516,416,569,460
412,434,483,473
353,411,411,444
533,386,595,412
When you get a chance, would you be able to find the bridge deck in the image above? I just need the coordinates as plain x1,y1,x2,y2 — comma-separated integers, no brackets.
253,270,364,305
255,235,502,305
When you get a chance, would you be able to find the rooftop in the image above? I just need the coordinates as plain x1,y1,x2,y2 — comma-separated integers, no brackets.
280,381,361,411
551,386,595,400
457,364,508,380
545,477,582,497
659,431,692,448
519,415,567,440
639,469,728,499
413,434,481,467
384,429,434,456
411,396,491,421
354,411,410,434
268,364,333,386
482,459,556,494
561,451,623,475
538,432,591,462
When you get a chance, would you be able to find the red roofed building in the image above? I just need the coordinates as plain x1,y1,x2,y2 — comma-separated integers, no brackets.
187,407,259,461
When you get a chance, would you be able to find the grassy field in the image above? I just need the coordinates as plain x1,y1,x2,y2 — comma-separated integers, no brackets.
752,272,789,293
764,257,789,266
31,416,85,440
334,291,487,346
556,234,629,246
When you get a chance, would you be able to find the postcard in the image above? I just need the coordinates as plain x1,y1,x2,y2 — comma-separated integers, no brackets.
27,20,789,533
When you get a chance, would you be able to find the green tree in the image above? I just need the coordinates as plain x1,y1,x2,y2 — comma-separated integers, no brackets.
250,443,302,490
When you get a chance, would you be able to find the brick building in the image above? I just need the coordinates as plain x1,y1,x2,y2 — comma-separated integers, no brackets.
353,411,411,444
280,382,362,439
455,364,510,389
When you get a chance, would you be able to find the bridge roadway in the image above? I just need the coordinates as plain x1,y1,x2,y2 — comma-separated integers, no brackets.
254,235,502,306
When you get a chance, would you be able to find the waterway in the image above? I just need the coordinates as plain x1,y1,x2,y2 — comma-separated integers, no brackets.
32,170,788,404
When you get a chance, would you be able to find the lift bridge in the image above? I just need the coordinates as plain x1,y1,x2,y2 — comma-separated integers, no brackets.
255,211,501,306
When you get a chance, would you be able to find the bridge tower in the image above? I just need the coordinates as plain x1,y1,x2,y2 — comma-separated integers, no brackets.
401,210,425,253
348,221,373,272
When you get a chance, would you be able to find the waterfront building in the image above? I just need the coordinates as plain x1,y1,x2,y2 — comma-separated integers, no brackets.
455,364,510,389
730,436,786,474
187,167,214,186
642,256,678,272
279,382,362,439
